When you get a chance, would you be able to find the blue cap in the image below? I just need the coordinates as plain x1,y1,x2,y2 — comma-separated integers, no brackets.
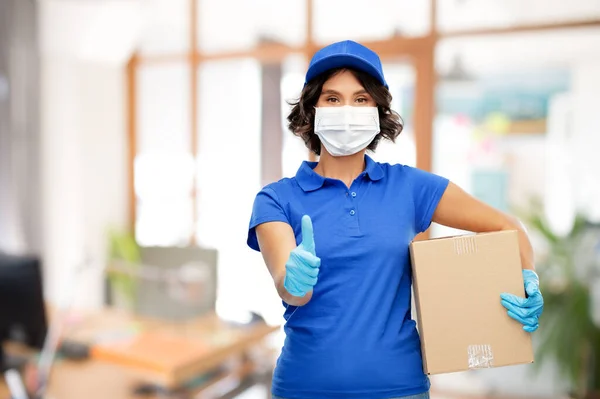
305,40,388,88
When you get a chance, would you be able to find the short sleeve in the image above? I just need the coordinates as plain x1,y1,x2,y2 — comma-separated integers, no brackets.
405,166,450,234
247,186,290,251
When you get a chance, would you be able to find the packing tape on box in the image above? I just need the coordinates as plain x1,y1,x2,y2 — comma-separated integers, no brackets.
467,344,494,369
453,236,478,255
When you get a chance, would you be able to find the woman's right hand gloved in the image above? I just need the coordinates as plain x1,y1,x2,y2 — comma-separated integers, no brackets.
284,215,321,297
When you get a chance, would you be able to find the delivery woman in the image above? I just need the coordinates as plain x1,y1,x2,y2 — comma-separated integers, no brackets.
247,40,544,399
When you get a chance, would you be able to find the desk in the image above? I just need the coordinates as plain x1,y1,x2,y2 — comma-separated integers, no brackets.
1,308,279,399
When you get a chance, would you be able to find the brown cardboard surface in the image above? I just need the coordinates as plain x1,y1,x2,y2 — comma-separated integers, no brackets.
410,230,534,375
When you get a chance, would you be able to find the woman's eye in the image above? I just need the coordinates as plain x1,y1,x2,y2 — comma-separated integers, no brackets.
356,97,368,103
326,97,339,103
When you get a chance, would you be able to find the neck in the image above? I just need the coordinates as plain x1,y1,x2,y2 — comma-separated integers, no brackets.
314,150,366,188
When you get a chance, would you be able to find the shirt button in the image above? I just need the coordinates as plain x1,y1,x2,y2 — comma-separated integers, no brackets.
350,210,356,216
351,192,357,197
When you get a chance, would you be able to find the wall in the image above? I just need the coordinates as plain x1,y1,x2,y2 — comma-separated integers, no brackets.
571,58,600,222
39,0,141,308
40,59,129,308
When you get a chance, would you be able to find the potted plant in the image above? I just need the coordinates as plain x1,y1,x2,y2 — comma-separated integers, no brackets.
106,228,141,311
521,203,600,399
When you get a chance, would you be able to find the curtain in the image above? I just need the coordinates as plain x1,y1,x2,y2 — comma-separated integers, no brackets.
0,0,41,254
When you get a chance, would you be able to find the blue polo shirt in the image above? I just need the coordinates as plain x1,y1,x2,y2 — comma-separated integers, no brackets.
247,155,449,399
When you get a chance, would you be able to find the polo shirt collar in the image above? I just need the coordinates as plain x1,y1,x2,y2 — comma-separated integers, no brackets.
296,154,384,192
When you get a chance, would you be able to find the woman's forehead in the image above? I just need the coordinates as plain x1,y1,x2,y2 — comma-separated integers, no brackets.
322,70,364,92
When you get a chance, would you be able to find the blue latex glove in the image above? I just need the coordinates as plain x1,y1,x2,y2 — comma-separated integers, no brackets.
500,270,544,332
284,215,321,297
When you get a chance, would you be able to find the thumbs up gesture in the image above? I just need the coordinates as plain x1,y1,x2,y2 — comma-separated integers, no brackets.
284,215,321,297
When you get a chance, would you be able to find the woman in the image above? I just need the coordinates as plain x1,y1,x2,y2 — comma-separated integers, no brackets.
247,40,544,399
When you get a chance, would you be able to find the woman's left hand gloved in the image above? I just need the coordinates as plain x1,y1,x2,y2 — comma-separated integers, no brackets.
500,269,544,333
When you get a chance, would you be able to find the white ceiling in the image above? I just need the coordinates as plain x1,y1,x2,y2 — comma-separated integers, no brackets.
38,0,143,64
437,0,600,31
37,0,600,71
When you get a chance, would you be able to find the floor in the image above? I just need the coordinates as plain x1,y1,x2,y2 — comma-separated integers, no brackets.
234,385,269,398
233,387,559,399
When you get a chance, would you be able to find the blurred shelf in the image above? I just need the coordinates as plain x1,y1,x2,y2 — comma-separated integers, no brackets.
505,119,547,135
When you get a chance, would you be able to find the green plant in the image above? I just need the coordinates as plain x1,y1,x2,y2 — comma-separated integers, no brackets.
107,228,141,310
521,202,600,398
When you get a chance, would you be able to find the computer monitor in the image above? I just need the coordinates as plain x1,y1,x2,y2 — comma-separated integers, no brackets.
0,252,48,371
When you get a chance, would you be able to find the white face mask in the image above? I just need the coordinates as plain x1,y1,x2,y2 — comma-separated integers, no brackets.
314,106,380,157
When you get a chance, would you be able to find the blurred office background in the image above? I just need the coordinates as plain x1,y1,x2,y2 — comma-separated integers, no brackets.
1,0,600,398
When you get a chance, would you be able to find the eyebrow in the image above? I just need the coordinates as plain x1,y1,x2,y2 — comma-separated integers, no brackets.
321,89,369,96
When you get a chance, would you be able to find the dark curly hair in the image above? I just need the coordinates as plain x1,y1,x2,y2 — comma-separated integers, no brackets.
287,67,403,156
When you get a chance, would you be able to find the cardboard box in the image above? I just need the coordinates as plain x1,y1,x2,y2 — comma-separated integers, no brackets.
409,230,534,375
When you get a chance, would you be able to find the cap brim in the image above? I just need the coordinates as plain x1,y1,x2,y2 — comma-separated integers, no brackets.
305,54,388,88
